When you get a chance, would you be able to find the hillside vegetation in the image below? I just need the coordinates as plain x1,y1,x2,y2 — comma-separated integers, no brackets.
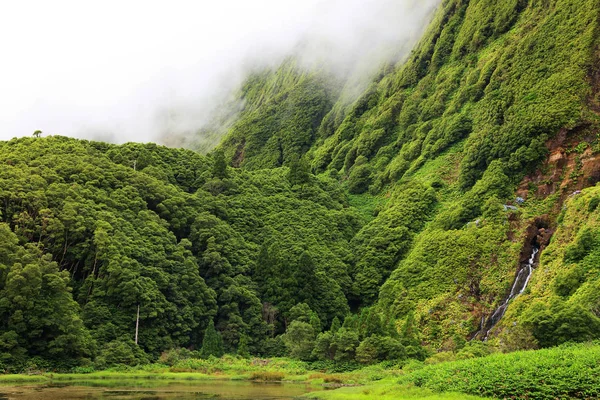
217,0,600,351
0,136,360,369
306,342,600,400
0,0,599,379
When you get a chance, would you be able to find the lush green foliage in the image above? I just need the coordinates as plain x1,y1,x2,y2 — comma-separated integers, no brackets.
220,60,342,170
305,380,487,400
0,226,93,370
399,342,600,399
1,0,600,375
0,136,361,369
200,320,224,358
306,343,600,400
6,344,599,400
215,0,600,351
509,186,600,347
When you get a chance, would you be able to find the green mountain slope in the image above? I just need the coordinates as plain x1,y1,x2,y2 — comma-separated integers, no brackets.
1,0,600,371
220,60,344,170
217,0,600,349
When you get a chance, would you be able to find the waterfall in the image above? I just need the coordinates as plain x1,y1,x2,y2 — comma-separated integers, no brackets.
474,246,539,340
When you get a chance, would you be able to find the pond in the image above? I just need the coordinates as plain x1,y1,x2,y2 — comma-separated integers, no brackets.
0,380,321,399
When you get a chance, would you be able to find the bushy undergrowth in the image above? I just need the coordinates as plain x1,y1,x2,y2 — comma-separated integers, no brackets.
249,371,285,381
164,355,307,376
8,344,600,400
399,342,600,399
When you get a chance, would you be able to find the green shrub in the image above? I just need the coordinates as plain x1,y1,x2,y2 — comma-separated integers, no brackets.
524,303,600,348
589,196,600,212
200,320,224,359
249,371,285,381
94,340,149,369
348,165,372,194
159,348,196,366
283,321,316,361
356,336,405,364
400,342,600,400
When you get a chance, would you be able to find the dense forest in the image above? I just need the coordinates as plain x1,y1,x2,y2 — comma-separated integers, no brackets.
1,0,600,373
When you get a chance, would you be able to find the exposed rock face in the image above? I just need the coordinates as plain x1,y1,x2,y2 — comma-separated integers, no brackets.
521,217,553,265
517,127,600,203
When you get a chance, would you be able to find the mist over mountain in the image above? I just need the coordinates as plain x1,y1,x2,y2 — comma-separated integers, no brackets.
0,0,438,146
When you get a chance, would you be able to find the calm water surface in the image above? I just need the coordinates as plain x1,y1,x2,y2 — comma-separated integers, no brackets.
0,380,320,399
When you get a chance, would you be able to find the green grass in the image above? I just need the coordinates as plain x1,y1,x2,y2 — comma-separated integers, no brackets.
305,342,600,399
2,344,598,399
249,371,285,381
347,193,388,222
519,192,561,220
49,371,216,381
0,374,49,383
398,342,600,400
304,379,487,400
39,357,317,383
408,142,463,186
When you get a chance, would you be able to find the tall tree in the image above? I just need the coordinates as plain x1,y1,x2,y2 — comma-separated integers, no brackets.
200,319,224,358
0,230,94,368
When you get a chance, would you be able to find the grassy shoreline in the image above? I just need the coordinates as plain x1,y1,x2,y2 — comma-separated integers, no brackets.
1,342,598,400
0,371,488,400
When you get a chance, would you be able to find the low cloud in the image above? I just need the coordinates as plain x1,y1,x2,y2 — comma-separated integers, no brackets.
0,0,439,148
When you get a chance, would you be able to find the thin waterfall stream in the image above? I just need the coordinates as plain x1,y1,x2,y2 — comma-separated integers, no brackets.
474,245,540,340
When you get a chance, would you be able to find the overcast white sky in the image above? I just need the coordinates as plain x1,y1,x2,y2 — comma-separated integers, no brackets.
0,0,439,146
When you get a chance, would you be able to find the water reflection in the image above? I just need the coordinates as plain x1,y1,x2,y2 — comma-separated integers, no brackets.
0,380,317,399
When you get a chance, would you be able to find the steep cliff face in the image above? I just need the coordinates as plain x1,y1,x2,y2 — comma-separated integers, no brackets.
370,0,600,348
223,0,598,187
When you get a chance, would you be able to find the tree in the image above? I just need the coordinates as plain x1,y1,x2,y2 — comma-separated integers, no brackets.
287,302,321,334
212,149,228,179
332,328,359,362
287,157,311,186
200,319,224,358
355,337,378,364
347,157,372,194
293,253,318,309
32,130,42,138
312,331,335,360
498,324,539,353
399,311,417,344
0,135,364,366
288,303,314,325
400,311,427,360
358,307,385,339
283,321,316,360
237,335,250,358
525,302,600,348
94,339,149,368
0,238,94,367
356,335,405,364
330,317,341,334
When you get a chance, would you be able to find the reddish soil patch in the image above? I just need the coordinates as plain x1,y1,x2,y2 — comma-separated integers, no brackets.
516,46,600,207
